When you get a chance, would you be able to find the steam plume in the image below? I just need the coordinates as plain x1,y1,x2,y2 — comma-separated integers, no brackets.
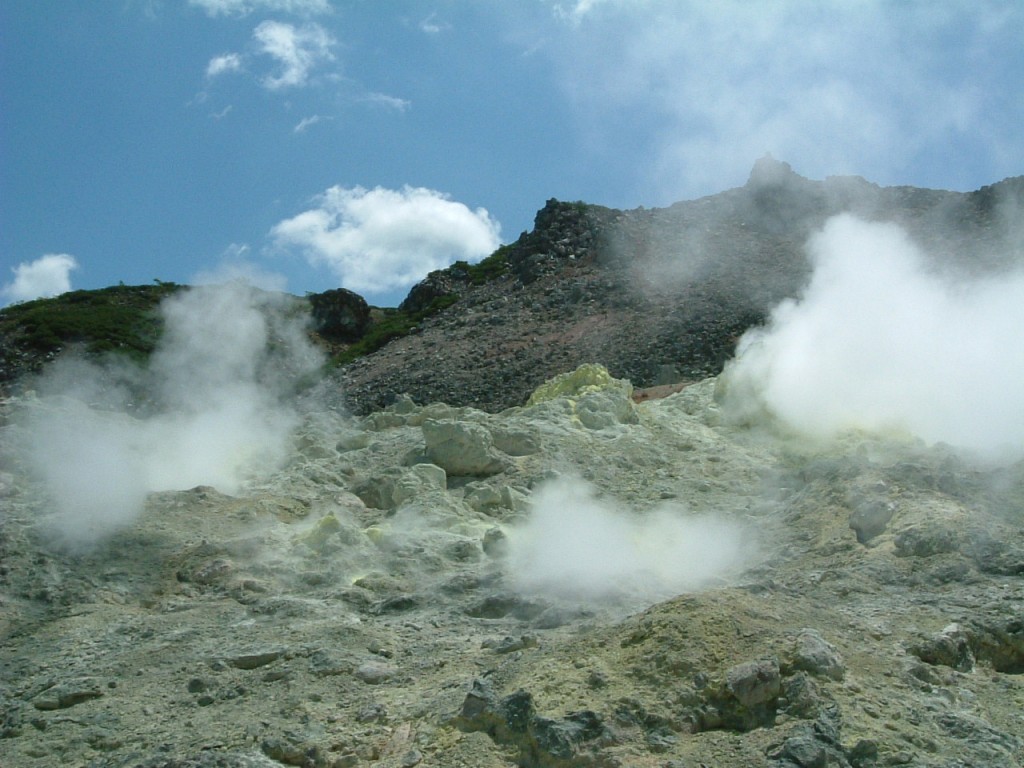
721,213,1024,462
506,476,749,603
18,282,323,549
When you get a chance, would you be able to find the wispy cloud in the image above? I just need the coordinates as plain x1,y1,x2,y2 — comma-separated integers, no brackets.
545,1,1024,199
552,0,610,25
189,0,331,17
206,52,243,78
419,12,450,34
253,20,335,90
293,114,330,132
1,254,78,305
270,185,501,298
362,92,411,112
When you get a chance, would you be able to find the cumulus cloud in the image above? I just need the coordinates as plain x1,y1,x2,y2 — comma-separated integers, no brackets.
271,185,502,298
2,254,78,305
189,0,331,16
17,282,323,549
721,214,1024,462
506,476,750,603
545,1,1024,200
206,52,243,78
253,20,335,90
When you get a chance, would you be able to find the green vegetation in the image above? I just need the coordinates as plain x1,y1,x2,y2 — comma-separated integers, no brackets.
332,293,458,365
0,282,180,361
451,244,512,285
332,246,511,366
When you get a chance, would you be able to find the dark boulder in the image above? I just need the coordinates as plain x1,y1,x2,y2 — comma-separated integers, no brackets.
307,288,370,342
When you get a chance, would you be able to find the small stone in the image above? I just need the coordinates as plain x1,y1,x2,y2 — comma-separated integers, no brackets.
848,739,879,767
911,623,975,672
791,629,845,681
32,679,103,711
228,649,285,670
482,527,507,556
726,659,781,707
354,661,395,685
849,499,895,543
779,734,827,768
357,703,387,723
482,634,538,654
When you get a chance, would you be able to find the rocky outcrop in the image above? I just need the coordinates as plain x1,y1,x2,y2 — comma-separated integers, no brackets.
307,287,371,342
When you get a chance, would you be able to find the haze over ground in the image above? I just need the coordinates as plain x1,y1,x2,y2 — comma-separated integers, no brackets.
3,1,1022,305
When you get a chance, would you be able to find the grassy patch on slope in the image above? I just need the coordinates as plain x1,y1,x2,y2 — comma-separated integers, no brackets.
0,282,181,361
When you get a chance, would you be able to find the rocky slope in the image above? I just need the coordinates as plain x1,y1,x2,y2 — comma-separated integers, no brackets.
335,158,1024,414
1,366,1022,767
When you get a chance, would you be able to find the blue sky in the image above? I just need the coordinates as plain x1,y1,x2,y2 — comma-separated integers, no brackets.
2,1,1022,307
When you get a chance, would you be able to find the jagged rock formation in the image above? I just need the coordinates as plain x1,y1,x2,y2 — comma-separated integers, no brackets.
307,289,371,343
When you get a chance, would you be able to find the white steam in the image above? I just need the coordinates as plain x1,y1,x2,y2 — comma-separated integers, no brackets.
722,214,1024,461
506,476,749,603
19,282,323,549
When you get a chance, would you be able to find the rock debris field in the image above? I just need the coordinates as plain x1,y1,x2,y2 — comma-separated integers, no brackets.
1,365,1023,767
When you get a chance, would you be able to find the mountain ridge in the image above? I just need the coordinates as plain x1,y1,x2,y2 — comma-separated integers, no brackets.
2,158,1022,412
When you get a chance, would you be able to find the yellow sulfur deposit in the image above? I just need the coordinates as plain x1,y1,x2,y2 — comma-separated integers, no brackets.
526,363,632,406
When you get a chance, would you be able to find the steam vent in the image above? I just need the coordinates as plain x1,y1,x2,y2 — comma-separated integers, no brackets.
2,165,1024,767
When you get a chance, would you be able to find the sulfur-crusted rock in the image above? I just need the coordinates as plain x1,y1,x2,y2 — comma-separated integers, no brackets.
526,363,637,429
422,419,510,476
526,363,632,406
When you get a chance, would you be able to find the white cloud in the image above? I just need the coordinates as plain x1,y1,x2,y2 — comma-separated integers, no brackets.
189,0,331,17
294,114,327,132
553,0,611,25
721,215,1024,463
253,20,335,90
270,185,502,297
206,52,243,78
362,92,411,112
544,1,1024,199
419,12,450,34
2,254,78,304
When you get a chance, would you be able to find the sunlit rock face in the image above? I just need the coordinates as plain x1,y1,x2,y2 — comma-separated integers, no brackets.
2,363,1023,767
